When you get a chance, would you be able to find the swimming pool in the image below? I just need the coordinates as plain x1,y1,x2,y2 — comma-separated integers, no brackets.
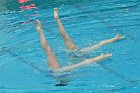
0,0,140,92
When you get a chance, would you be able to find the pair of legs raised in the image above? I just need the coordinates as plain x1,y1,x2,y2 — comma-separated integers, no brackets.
54,8,124,52
35,8,124,71
35,20,112,72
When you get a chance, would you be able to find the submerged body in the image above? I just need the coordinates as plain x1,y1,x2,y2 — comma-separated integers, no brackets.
35,8,124,86
35,20,112,71
35,20,112,85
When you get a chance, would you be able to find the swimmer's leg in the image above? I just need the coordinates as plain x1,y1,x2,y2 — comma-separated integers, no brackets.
79,34,124,52
54,8,77,50
35,20,60,69
56,53,112,72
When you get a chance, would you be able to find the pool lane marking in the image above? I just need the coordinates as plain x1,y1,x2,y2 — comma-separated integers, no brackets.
1,47,47,73
73,0,138,86
0,47,139,91
99,62,137,86
74,0,140,41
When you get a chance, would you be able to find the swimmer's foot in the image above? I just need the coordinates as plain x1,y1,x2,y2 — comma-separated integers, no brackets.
35,20,43,33
54,8,59,19
114,34,125,40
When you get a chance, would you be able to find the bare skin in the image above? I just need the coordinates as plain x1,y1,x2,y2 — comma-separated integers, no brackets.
36,20,60,69
35,20,112,72
55,53,112,72
54,8,124,52
79,34,124,52
54,8,77,50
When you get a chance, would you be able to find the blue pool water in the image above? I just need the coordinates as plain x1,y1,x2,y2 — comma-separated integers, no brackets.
0,0,140,92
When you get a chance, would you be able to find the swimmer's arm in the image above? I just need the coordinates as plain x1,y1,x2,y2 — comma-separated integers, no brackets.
56,53,112,72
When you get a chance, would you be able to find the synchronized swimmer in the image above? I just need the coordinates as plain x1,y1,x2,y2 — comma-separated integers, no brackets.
53,8,124,52
35,8,124,86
